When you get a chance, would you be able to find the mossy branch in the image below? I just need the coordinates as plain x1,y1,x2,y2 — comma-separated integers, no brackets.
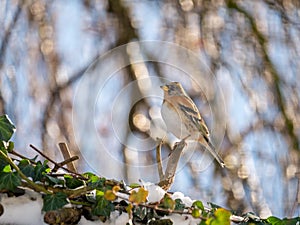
0,149,51,194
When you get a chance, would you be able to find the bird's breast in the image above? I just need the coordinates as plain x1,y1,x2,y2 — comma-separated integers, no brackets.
161,102,191,139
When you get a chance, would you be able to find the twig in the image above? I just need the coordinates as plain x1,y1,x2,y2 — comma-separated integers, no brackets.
29,144,86,180
156,139,164,181
10,150,37,164
57,156,79,169
56,142,78,173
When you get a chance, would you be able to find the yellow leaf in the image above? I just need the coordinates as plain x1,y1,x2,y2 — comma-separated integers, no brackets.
104,190,116,201
129,188,148,204
112,185,121,193
126,203,133,218
206,208,231,225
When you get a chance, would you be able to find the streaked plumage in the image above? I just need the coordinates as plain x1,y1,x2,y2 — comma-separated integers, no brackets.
160,82,225,167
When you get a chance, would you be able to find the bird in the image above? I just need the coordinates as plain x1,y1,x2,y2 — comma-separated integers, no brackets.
160,81,225,168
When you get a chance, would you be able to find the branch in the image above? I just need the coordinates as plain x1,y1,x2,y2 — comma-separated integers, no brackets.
156,139,164,181
0,150,51,194
158,137,188,190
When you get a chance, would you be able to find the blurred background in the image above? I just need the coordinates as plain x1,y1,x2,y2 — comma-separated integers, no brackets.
1,0,299,219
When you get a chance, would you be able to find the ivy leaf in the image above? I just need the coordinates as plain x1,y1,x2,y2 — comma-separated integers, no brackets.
85,173,106,189
266,216,282,224
83,172,96,179
104,185,121,201
64,174,84,189
104,190,117,201
265,216,300,225
208,202,222,209
129,183,141,188
3,164,11,172
0,171,21,191
200,220,207,225
281,217,300,225
18,159,35,178
92,196,114,217
160,195,175,210
134,205,147,220
174,199,185,211
206,208,231,225
112,185,121,193
0,115,16,142
30,155,38,162
7,141,14,152
45,174,64,185
126,203,133,218
193,200,204,211
129,188,148,204
192,209,201,218
0,153,8,171
33,161,50,182
42,192,69,212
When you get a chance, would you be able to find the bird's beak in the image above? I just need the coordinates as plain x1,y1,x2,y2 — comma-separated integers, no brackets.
160,85,168,91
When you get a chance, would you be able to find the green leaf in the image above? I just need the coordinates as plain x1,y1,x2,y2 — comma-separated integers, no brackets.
92,196,114,217
30,155,39,162
64,174,84,189
0,115,16,142
265,216,300,225
42,192,69,212
2,164,11,172
33,161,50,182
174,199,185,211
206,208,231,225
193,200,204,211
134,205,147,220
45,175,64,185
0,171,21,191
160,195,175,210
85,173,106,189
18,159,35,178
129,183,141,188
266,216,282,225
7,141,14,152
208,202,222,209
192,209,201,218
0,155,8,171
282,217,300,225
83,172,96,179
199,220,207,225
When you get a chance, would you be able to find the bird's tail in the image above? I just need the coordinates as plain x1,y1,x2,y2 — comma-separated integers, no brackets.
206,141,225,168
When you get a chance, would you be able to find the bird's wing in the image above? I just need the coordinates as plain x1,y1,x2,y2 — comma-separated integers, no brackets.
174,95,210,137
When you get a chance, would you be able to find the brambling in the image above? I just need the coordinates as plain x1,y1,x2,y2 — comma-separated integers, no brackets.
160,82,225,168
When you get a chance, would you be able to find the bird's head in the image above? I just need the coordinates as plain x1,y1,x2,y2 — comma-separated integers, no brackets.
160,82,185,96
